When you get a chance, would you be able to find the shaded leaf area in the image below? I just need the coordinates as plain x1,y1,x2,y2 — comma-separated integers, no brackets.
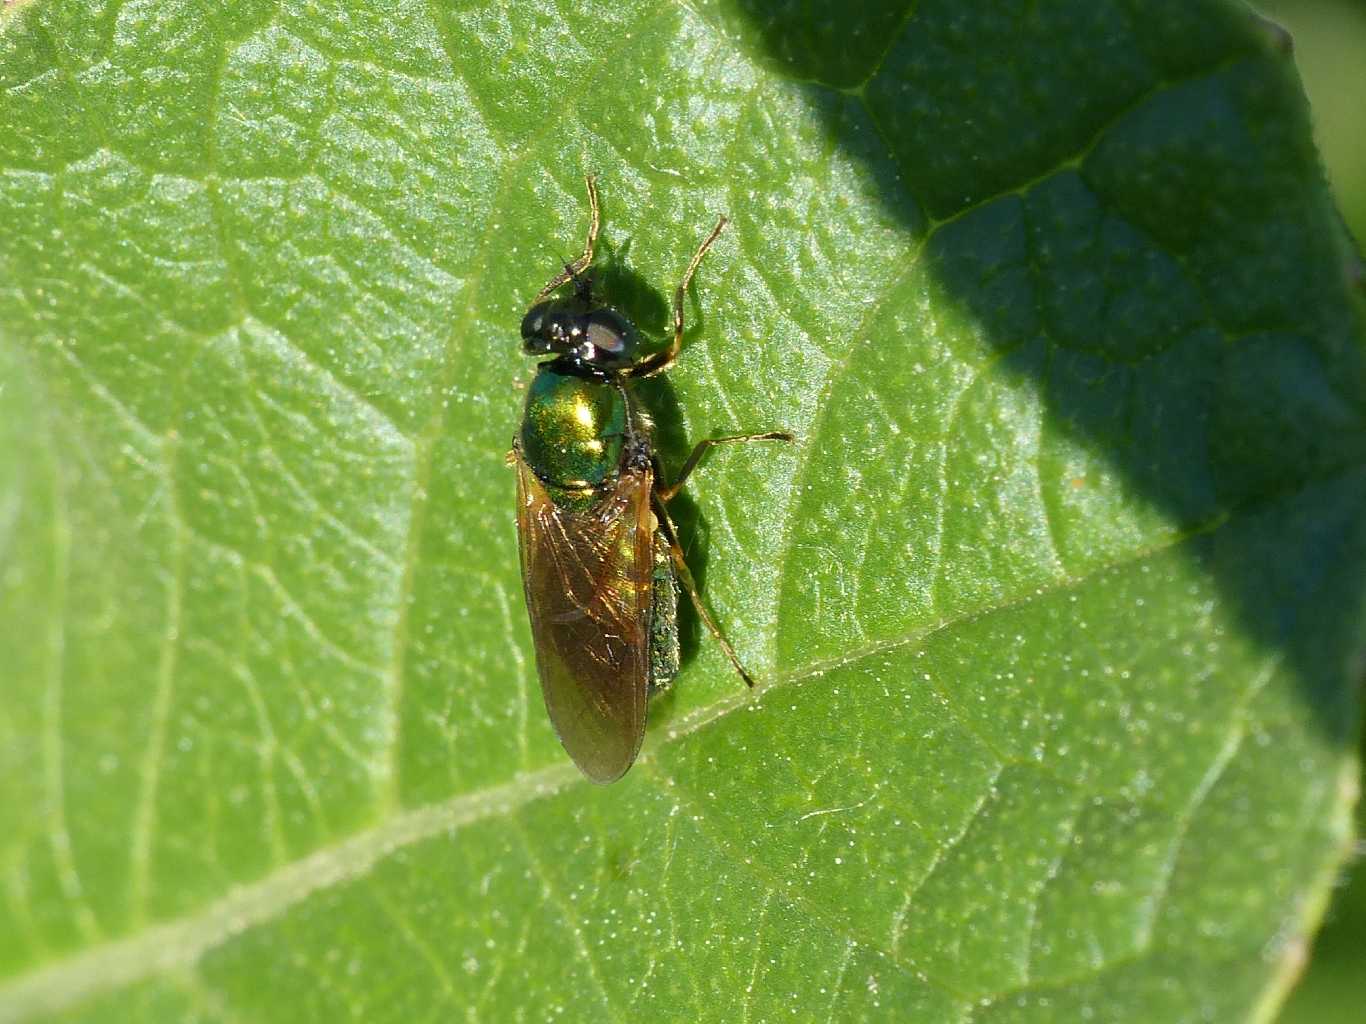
0,0,1362,1022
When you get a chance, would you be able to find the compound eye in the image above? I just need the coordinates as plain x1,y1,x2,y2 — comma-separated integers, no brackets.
522,302,584,354
520,303,551,346
585,319,624,355
583,309,637,366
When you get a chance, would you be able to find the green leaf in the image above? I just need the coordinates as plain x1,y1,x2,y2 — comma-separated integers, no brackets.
1,0,1363,1020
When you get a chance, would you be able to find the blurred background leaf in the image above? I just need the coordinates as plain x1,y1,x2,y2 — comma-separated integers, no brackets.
1253,3,1366,1021
1258,0,1366,245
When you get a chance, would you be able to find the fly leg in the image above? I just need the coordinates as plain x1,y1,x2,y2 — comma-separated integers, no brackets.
532,174,601,303
655,432,793,503
626,214,728,380
651,491,757,688
649,430,793,686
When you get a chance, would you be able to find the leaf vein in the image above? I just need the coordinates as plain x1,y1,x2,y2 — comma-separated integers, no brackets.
2,466,1360,1021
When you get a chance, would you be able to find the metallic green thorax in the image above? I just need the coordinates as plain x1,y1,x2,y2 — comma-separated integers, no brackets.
519,366,627,498
519,362,680,694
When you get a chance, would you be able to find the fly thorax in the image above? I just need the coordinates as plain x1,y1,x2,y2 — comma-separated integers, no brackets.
520,366,627,496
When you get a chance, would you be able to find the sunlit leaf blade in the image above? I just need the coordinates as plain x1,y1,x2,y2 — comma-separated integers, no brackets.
1,0,1363,1021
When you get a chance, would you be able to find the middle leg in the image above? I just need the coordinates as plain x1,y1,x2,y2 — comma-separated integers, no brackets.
656,432,793,503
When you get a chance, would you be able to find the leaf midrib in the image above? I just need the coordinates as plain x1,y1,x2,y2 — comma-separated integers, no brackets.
4,460,1361,1022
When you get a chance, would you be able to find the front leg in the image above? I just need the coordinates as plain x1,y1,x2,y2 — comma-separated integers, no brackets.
532,174,601,303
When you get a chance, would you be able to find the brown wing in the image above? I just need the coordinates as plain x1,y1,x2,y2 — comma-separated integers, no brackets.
515,457,654,783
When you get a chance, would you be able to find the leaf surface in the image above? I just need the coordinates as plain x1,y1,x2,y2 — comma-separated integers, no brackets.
1,1,1363,1021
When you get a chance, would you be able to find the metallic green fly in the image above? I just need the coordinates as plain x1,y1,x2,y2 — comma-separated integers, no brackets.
510,176,791,783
